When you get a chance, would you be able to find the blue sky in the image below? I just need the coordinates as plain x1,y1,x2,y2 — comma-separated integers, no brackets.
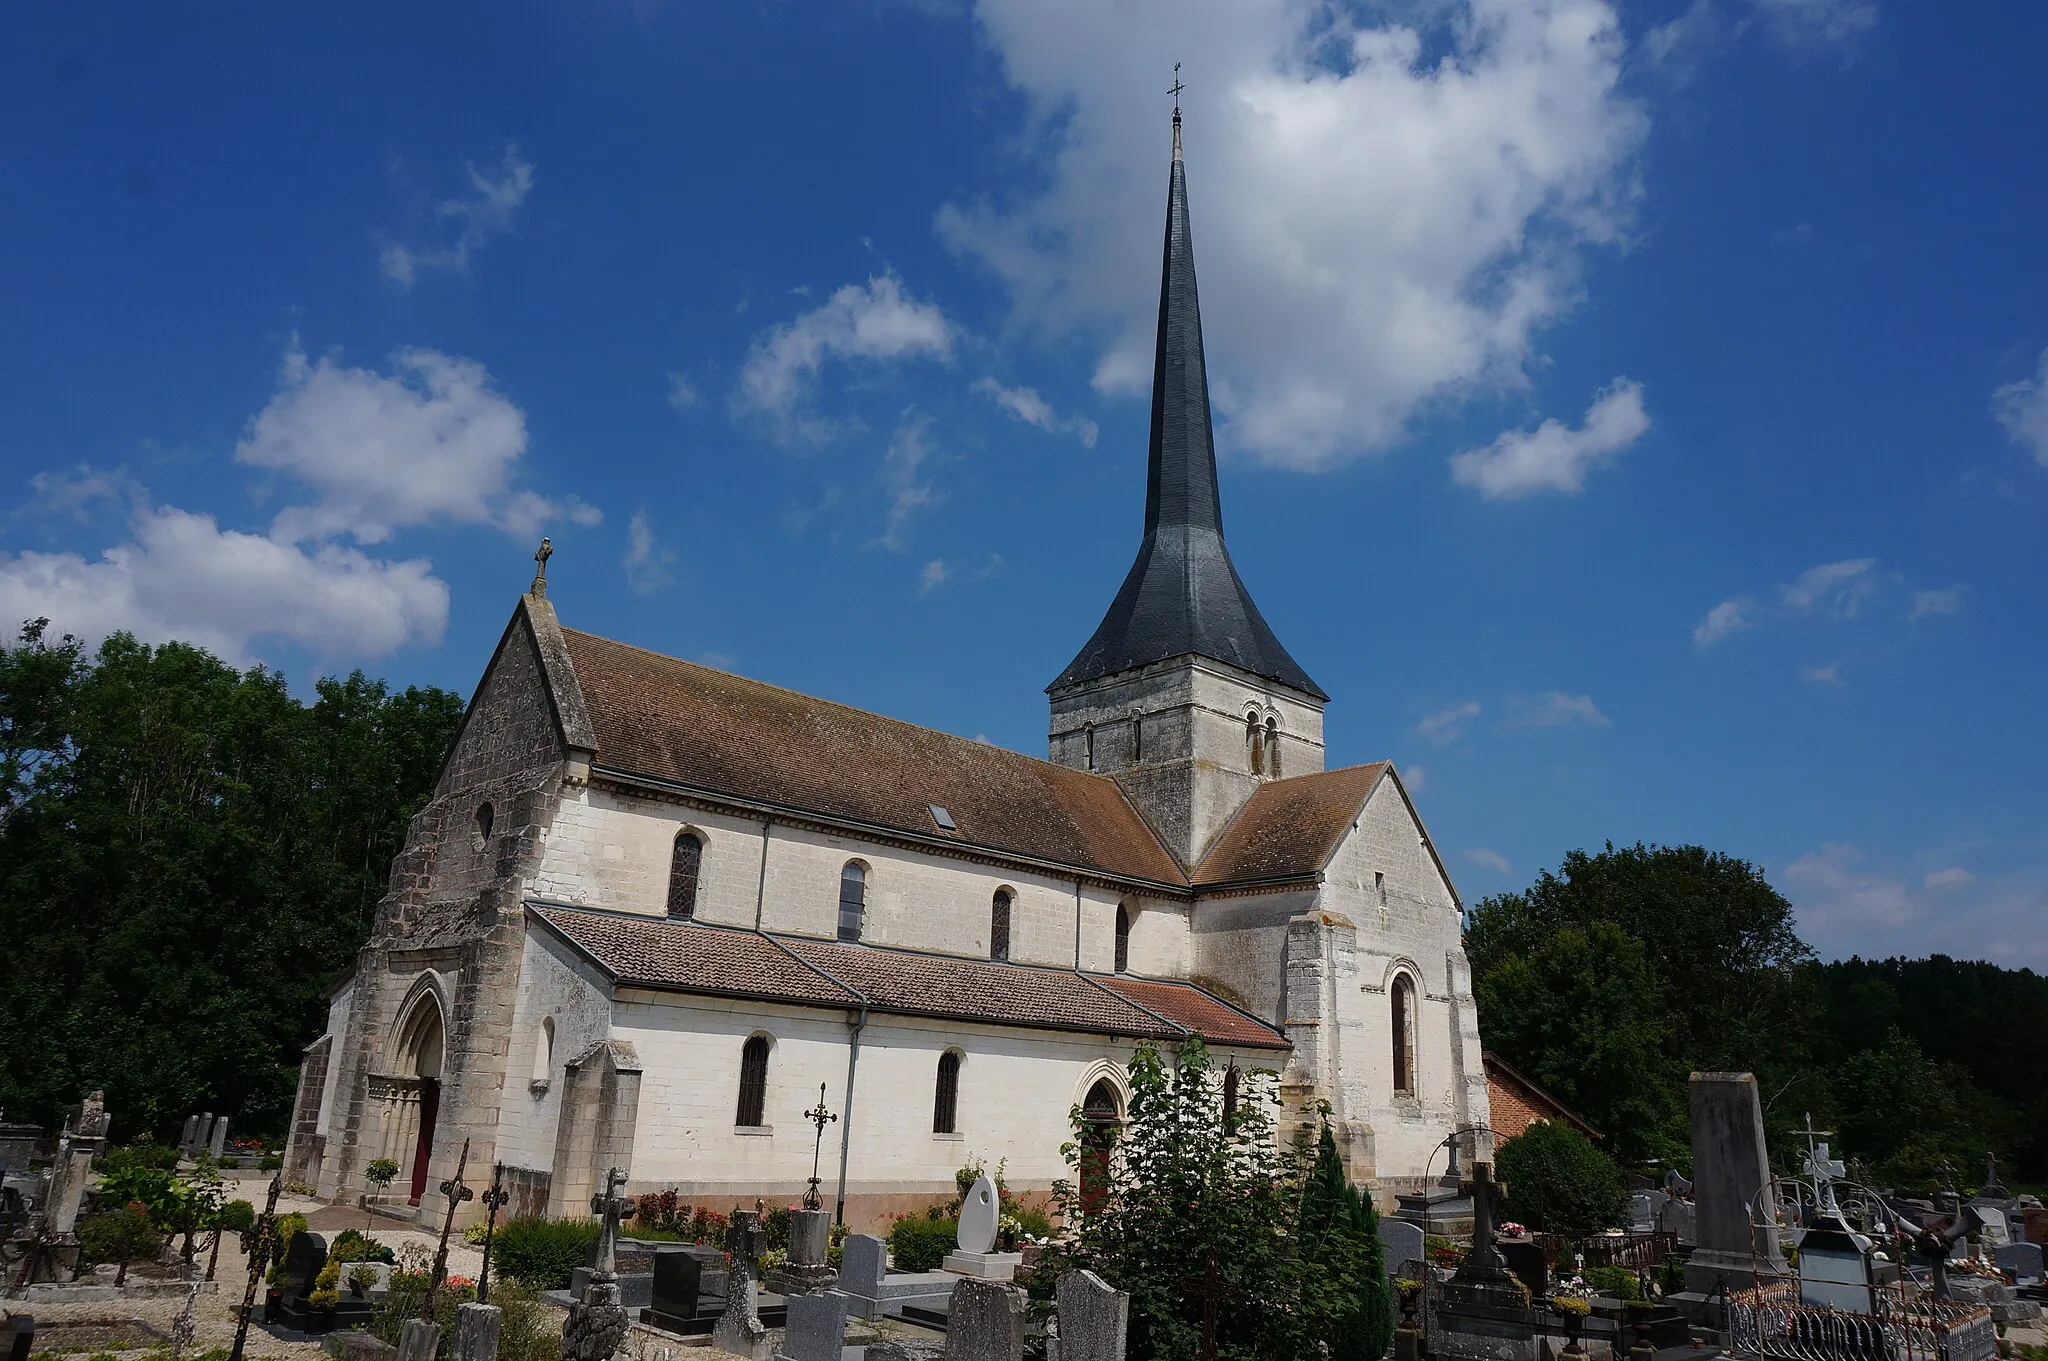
4,1,2044,967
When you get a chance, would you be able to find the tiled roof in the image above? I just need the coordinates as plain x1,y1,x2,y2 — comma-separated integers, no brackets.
1193,762,1389,886
532,904,1288,1051
562,630,1185,887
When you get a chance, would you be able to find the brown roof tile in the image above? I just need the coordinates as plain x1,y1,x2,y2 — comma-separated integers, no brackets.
1192,762,1389,887
562,630,1184,885
1096,976,1292,1051
532,904,1287,1050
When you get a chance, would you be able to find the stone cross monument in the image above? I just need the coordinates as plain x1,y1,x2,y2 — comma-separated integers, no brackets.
559,1169,634,1361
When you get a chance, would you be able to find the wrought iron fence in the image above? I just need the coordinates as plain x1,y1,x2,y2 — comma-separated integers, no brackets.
1534,1231,1678,1271
1725,1282,1996,1361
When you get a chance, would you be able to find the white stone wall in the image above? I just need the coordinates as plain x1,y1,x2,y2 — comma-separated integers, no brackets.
532,786,766,928
496,926,617,1173
315,981,356,1140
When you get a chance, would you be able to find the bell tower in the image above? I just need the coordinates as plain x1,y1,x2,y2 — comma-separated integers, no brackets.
1048,108,1325,870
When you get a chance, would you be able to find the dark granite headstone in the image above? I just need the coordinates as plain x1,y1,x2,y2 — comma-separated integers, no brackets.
1997,1241,2043,1284
276,1231,329,1300
1496,1236,1548,1300
641,1243,729,1333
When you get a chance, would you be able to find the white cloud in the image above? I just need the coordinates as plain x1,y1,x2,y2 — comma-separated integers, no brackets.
1779,557,1877,616
237,343,596,546
380,145,535,289
1751,0,1877,49
918,559,952,596
1508,690,1610,728
1785,844,2048,967
940,0,1646,470
1416,700,1481,746
1993,347,2048,465
734,276,956,444
1402,763,1426,792
971,377,1099,447
1464,848,1512,875
1798,661,1842,686
667,372,700,412
22,465,148,523
0,506,448,665
873,409,946,552
1909,587,1962,620
622,510,677,595
1693,597,1754,650
1450,378,1648,498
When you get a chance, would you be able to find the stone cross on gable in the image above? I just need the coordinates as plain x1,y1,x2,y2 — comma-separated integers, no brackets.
530,538,553,598
589,1167,634,1281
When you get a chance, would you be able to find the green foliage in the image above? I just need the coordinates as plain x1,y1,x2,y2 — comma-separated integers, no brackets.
1830,1029,2022,1191
1298,1127,1393,1361
1036,1040,1347,1361
887,1215,958,1272
0,623,465,1135
329,1228,395,1264
371,1273,559,1361
1495,1121,1625,1237
1583,1266,1640,1302
100,1141,180,1175
1466,843,1814,1162
77,1207,165,1280
490,1215,600,1290
215,1199,255,1233
365,1157,400,1189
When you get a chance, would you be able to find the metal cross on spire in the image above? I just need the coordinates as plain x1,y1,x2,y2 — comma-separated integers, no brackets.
801,1083,838,1212
1169,63,1185,110
530,537,553,598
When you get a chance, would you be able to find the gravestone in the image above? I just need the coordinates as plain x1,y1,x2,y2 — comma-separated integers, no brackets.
1380,1219,1426,1280
276,1230,330,1302
209,1117,230,1160
396,1318,438,1361
2025,1206,2048,1245
1496,1236,1548,1300
1628,1193,1657,1233
774,1291,845,1361
181,1116,200,1156
949,1278,1027,1361
829,1233,887,1319
560,1168,633,1361
1996,1241,2044,1284
1682,1073,1785,1301
1055,1269,1128,1361
452,1302,502,1361
768,1208,835,1297
7,1315,33,1361
642,1243,729,1332
711,1209,770,1360
943,1174,1022,1280
1434,1163,1537,1361
1976,1207,2012,1248
1657,1198,1697,1244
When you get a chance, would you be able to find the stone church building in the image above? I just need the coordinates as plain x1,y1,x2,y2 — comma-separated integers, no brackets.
282,113,1490,1230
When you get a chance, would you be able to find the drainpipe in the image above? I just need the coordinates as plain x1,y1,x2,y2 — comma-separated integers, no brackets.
753,818,771,930
1073,881,1084,969
833,1001,869,1227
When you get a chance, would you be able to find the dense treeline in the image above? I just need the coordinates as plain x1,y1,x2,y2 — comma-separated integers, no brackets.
0,622,464,1139
1468,843,2048,1189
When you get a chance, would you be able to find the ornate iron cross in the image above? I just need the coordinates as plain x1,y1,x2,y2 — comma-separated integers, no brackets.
226,1170,284,1361
801,1083,838,1212
475,1162,511,1305
424,1138,475,1320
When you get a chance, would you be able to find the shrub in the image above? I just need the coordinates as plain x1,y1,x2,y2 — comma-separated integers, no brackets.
348,1262,380,1295
77,1208,165,1284
215,1200,255,1234
101,1142,181,1175
309,1261,343,1310
330,1228,395,1264
491,1216,600,1290
889,1215,958,1273
259,1153,283,1171
1495,1122,1626,1238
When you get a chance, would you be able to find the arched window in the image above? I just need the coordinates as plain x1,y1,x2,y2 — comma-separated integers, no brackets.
1265,718,1281,778
1114,905,1131,974
1392,975,1416,1096
990,890,1012,962
933,1051,961,1134
531,1016,554,1087
1246,713,1264,775
1079,1078,1122,1210
1221,1062,1240,1131
667,831,704,919
474,802,494,851
837,862,867,943
735,1035,771,1127
1130,712,1143,763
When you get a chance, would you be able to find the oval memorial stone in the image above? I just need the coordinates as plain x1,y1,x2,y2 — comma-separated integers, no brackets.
958,1174,999,1255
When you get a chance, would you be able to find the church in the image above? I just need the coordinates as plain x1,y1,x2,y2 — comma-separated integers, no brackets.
281,110,1491,1231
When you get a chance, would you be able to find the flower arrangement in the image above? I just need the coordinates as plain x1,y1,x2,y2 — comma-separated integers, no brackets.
1500,1221,1528,1237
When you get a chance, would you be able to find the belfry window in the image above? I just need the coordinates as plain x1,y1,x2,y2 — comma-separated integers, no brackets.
1246,713,1263,775
1084,724,1096,771
933,1051,961,1134
990,890,1012,962
667,831,703,919
838,862,867,943
1114,905,1131,974
1265,718,1281,778
736,1035,770,1127
1392,976,1416,1097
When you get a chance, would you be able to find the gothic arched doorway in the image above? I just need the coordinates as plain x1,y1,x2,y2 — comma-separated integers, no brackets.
1079,1078,1122,1213
396,996,445,1205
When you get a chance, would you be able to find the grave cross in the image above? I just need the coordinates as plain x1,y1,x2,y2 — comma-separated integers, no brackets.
424,1138,475,1320
227,1171,284,1361
475,1162,511,1305
801,1083,837,1212
1179,1244,1243,1361
589,1167,635,1282
530,538,553,598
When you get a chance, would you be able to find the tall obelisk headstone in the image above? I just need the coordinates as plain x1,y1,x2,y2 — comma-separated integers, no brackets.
1681,1072,1786,1306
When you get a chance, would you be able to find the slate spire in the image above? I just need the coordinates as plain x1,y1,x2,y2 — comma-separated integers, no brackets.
1051,109,1325,700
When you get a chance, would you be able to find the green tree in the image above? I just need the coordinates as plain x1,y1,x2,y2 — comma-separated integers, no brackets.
0,624,464,1135
1831,1029,2021,1191
1495,1121,1626,1237
77,1206,166,1285
1297,1126,1392,1361
1039,1041,1326,1361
